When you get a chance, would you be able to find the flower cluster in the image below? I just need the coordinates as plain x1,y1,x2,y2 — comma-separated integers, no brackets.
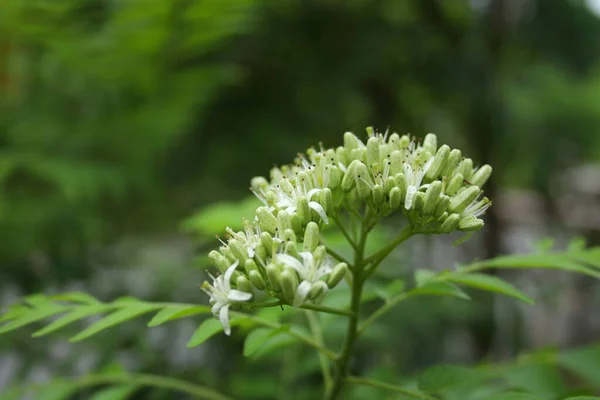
202,129,492,333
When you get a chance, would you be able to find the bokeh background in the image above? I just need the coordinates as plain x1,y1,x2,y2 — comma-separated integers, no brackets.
1,0,600,399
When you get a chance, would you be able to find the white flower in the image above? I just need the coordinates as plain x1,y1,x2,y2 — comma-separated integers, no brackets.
274,181,328,224
225,219,262,259
276,252,333,306
202,260,252,335
402,140,434,210
461,195,491,218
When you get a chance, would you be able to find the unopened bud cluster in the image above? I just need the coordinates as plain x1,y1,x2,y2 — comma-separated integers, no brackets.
202,128,492,333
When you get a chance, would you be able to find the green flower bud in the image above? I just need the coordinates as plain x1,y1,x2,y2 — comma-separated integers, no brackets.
260,231,273,252
280,268,299,302
270,167,284,182
327,165,342,189
266,263,282,291
434,194,451,217
264,191,278,207
367,137,381,166
308,281,329,301
354,162,373,200
441,213,460,233
470,164,492,187
394,173,408,199
209,250,230,273
291,212,302,233
303,222,320,252
449,186,480,214
250,176,269,192
313,245,327,264
277,210,293,233
321,188,333,214
283,228,297,244
297,196,311,225
326,262,348,288
298,171,314,191
413,191,425,211
425,144,450,182
336,146,349,166
236,275,253,294
244,259,259,274
372,184,384,206
423,133,438,155
437,211,449,223
445,173,464,196
389,150,404,175
456,158,473,180
458,216,484,231
423,181,442,215
248,270,266,290
341,160,360,191
344,132,362,150
384,176,396,194
398,134,411,149
285,240,300,258
256,207,278,235
228,239,248,262
278,178,294,196
366,126,375,137
389,186,402,210
388,133,401,150
441,149,462,178
351,148,366,163
220,245,237,263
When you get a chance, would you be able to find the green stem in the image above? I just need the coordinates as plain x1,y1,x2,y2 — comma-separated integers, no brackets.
299,303,353,317
306,311,333,393
358,292,416,336
332,216,359,250
363,225,414,277
324,245,352,266
345,376,437,400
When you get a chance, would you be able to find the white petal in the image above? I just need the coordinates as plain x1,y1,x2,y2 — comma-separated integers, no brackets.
307,188,321,200
293,281,312,307
211,302,222,317
316,266,333,279
276,254,306,276
219,304,232,336
309,201,329,224
223,260,240,283
404,186,417,210
228,289,253,302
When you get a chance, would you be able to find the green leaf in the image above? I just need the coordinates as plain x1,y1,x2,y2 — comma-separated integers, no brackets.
374,280,405,301
89,385,138,400
444,273,534,304
33,304,109,337
50,292,102,305
187,318,224,347
414,269,437,287
418,365,489,393
147,305,210,327
559,344,600,389
0,305,28,323
409,282,471,300
533,238,555,253
243,326,290,357
473,253,600,279
502,363,567,398
0,303,68,334
36,381,79,400
487,392,541,400
252,331,296,359
563,397,600,400
70,303,159,342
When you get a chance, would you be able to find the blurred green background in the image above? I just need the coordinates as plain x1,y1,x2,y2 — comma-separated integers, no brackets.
1,0,600,399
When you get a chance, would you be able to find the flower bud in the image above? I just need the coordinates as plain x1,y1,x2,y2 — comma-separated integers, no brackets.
389,186,402,210
264,191,278,207
251,176,269,192
327,165,342,189
283,228,296,244
394,173,408,199
296,196,311,225
341,160,360,191
248,270,266,290
437,211,448,222
256,207,278,235
303,222,320,252
266,263,282,291
220,245,237,263
388,133,401,150
441,149,462,178
228,239,248,262
313,245,327,264
423,133,438,155
344,131,363,150
321,188,333,214
270,167,284,182
445,173,464,196
389,150,404,175
458,216,484,231
354,162,373,199
423,181,442,215
351,148,366,163
280,268,299,303
308,281,329,300
291,212,302,233
434,194,451,217
413,191,425,211
336,146,349,166
278,178,294,196
372,184,384,206
260,232,273,252
209,250,230,273
384,176,396,194
456,158,473,180
327,262,348,288
470,164,492,187
449,186,480,214
236,275,253,294
366,126,375,137
398,134,411,149
285,240,300,258
441,213,460,233
277,210,293,233
298,171,314,191
366,137,381,166
425,144,450,182
244,259,259,274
